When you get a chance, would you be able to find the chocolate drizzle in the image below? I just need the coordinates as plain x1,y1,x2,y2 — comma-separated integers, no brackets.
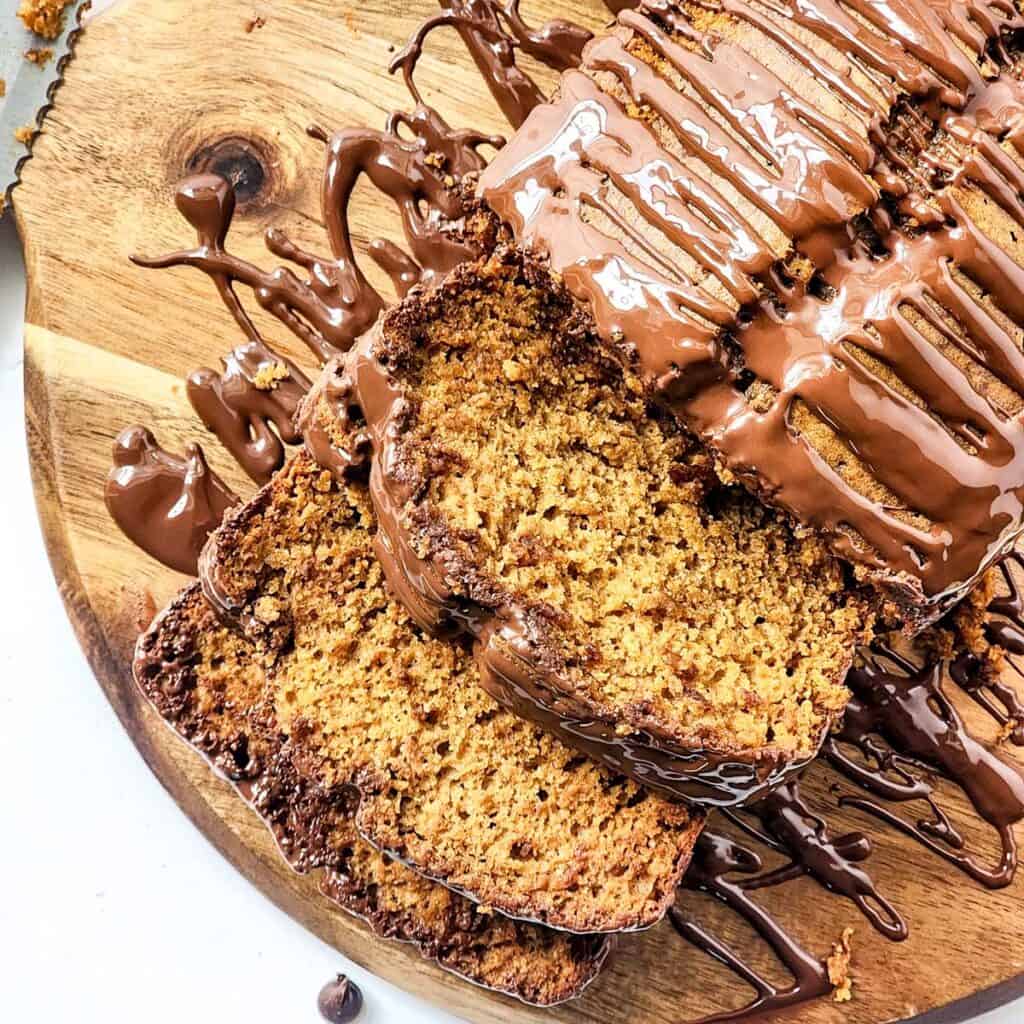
187,342,310,484
390,1,592,129
724,779,906,939
134,108,497,366
670,831,832,1023
104,426,239,575
826,644,1024,888
479,0,1024,619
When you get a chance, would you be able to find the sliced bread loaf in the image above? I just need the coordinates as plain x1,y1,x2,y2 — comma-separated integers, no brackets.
301,248,868,806
134,584,610,1004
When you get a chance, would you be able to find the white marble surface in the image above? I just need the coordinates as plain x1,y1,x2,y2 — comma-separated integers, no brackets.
0,60,1021,1024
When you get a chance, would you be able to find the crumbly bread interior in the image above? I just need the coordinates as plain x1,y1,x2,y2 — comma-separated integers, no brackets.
135,586,608,1005
385,258,866,757
202,454,702,933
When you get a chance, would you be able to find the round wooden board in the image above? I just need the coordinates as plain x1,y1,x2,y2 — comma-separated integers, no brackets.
14,1,1024,1021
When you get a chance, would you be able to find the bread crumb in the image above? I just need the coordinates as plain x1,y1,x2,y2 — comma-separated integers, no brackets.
502,359,526,382
827,927,854,1003
24,47,54,65
245,13,265,32
17,0,72,40
252,362,289,390
0,79,6,98
254,596,282,624
14,125,34,145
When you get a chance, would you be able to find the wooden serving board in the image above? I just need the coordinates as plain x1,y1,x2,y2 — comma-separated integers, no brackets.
15,2,1024,1021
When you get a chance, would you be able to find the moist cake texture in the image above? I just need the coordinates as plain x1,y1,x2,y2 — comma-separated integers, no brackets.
305,247,868,806
195,452,703,933
478,0,1024,625
134,585,610,1005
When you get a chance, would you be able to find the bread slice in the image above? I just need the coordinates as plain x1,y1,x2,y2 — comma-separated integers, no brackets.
477,1,1024,628
134,584,610,1005
301,247,867,807
193,451,703,933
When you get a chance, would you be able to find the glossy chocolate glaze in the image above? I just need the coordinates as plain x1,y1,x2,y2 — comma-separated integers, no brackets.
105,426,239,575
826,644,1024,887
724,779,906,939
951,552,1024,744
134,110,497,365
670,830,833,1022
479,0,1024,621
391,0,591,129
130,105,498,483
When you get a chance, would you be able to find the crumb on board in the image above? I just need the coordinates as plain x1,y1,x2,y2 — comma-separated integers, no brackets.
14,125,35,145
0,78,6,98
827,927,854,1003
24,47,54,65
245,13,265,32
252,363,289,390
17,0,73,40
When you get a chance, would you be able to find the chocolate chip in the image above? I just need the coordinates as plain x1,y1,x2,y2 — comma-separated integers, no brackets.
317,974,363,1023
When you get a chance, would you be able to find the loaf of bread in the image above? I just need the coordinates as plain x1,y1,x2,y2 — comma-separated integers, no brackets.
185,452,703,933
479,0,1024,626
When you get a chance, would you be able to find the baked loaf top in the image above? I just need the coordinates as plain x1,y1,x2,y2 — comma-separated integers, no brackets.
478,0,1024,625
304,247,867,806
194,452,703,933
134,585,610,1006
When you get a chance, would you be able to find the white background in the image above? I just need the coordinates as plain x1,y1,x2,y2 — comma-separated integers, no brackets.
1,7,1023,1023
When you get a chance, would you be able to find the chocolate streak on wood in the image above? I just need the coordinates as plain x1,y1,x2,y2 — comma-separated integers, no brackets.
104,425,240,575
390,1,592,129
826,644,1024,888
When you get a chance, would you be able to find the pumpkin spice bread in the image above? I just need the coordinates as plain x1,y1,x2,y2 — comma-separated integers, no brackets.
134,585,610,1005
478,0,1024,627
302,247,869,807
192,452,704,933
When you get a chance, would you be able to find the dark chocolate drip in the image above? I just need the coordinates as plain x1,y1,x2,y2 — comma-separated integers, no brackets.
689,210,1024,611
725,779,906,939
949,552,1024,744
105,426,239,575
187,340,310,484
133,108,497,364
825,644,1024,887
390,0,592,129
669,830,832,1024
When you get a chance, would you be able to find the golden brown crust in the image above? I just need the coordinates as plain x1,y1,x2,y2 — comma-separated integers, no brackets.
134,584,611,1005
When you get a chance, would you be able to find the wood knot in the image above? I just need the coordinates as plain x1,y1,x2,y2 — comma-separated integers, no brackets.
185,135,273,206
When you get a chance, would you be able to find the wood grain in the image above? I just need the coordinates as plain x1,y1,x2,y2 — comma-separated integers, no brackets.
14,2,1024,1021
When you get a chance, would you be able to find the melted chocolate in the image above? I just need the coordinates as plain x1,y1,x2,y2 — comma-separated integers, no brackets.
725,779,906,939
105,426,239,575
479,0,1024,620
670,831,832,1023
134,107,496,366
188,341,310,484
826,644,1024,887
391,0,591,129
950,552,1024,744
